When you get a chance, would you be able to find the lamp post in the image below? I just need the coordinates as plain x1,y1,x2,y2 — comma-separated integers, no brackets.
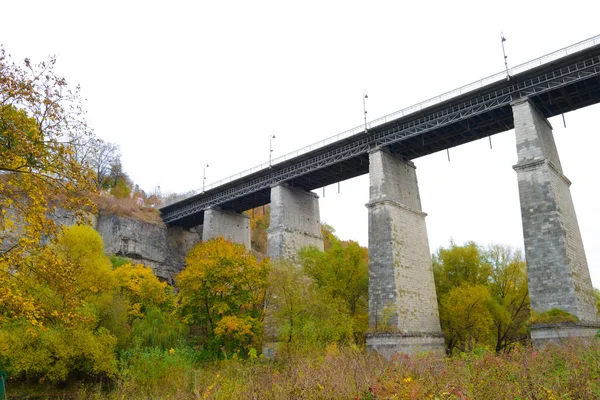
501,32,510,81
269,132,276,168
202,161,209,193
363,90,369,133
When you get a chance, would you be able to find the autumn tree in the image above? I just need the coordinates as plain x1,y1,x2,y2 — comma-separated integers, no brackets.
298,226,369,340
266,259,354,350
0,226,118,383
433,241,530,354
485,244,529,353
440,284,493,353
247,205,270,253
0,47,96,325
177,237,269,356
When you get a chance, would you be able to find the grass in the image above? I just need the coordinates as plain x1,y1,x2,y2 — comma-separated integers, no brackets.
4,339,600,399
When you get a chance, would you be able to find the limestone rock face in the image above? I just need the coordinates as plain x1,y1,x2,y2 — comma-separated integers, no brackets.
1,206,202,284
95,214,201,283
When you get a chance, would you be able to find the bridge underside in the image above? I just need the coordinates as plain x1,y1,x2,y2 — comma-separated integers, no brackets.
162,42,600,228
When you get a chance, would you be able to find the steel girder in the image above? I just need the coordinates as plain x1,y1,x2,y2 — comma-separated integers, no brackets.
162,54,600,225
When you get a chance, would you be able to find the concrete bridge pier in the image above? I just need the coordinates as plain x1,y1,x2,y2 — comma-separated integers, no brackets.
202,206,250,249
512,99,599,346
366,149,444,358
267,183,324,261
263,183,324,357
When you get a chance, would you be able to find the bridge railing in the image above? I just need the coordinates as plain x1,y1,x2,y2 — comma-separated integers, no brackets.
162,34,600,208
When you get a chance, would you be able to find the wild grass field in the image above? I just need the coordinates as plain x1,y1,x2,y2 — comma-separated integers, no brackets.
6,339,600,400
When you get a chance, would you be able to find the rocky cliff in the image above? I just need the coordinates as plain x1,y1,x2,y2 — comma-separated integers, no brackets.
95,214,201,283
1,208,202,284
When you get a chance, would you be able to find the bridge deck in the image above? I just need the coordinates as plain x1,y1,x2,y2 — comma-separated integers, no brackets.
161,35,600,227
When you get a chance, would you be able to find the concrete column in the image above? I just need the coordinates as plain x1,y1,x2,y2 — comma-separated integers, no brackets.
267,183,324,260
202,207,250,249
512,99,599,345
366,149,444,358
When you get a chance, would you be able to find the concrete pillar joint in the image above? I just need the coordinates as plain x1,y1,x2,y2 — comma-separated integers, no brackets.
365,199,428,217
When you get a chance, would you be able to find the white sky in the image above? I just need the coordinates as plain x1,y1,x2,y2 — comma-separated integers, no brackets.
1,1,599,286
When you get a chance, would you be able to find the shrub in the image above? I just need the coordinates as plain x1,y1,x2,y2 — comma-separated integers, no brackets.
530,308,579,325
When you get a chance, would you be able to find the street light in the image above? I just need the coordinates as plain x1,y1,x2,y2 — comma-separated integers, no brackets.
363,90,369,133
269,132,276,168
202,161,209,192
501,32,510,81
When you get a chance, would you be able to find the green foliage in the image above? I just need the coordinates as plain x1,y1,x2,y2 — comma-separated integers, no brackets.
298,227,369,341
129,307,188,350
595,288,600,315
0,321,117,383
433,241,530,353
116,346,195,397
440,284,494,353
433,241,492,296
531,308,579,325
109,176,132,199
110,255,131,269
267,260,355,350
177,237,269,356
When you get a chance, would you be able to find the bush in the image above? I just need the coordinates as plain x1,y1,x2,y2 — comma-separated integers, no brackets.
531,308,579,325
114,346,195,398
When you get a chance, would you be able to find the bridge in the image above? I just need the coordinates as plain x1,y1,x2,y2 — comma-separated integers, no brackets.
160,35,600,356
161,35,600,226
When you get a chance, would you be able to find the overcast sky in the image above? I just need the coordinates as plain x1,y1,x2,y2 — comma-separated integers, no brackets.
2,0,599,286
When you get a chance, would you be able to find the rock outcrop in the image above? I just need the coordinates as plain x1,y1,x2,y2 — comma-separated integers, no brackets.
1,207,202,284
95,214,201,283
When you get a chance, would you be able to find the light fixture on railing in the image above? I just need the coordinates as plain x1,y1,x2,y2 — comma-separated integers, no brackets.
202,161,209,193
269,132,276,168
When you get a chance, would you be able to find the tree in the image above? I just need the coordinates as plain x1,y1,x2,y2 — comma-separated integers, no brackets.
113,263,174,320
485,244,530,353
247,205,270,254
0,226,118,383
176,237,269,356
266,259,354,350
90,140,120,190
440,284,493,353
1,47,96,324
298,226,369,340
433,241,530,354
433,241,492,296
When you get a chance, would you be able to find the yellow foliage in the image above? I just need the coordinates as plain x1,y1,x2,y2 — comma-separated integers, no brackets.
113,263,173,319
440,284,493,352
0,48,96,325
177,237,269,352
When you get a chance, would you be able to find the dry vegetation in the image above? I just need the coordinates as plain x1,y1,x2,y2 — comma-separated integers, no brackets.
7,339,600,399
94,194,164,225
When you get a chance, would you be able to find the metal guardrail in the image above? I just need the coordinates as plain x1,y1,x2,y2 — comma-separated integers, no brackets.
162,34,600,208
